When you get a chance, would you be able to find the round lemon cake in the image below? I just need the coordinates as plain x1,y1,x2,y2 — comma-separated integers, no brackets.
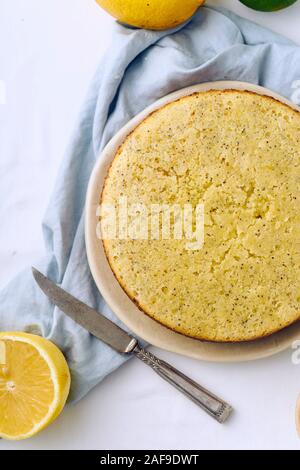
101,90,300,342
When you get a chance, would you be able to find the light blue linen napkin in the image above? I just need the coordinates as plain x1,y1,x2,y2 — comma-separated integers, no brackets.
1,5,300,402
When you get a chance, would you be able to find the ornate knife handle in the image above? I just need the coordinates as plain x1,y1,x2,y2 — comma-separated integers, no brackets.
133,344,232,423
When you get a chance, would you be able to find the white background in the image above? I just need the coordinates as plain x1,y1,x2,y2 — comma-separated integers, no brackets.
1,0,300,450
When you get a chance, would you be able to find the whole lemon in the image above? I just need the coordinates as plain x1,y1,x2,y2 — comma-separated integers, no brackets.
95,0,205,30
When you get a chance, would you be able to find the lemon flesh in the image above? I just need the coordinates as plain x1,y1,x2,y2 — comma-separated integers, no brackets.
239,0,297,11
95,0,205,30
0,332,70,440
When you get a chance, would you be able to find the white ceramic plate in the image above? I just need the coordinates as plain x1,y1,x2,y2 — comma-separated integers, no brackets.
85,81,300,362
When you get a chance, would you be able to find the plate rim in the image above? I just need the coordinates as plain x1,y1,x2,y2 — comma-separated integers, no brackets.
85,80,300,362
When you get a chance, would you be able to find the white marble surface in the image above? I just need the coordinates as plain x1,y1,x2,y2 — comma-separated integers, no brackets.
1,0,300,450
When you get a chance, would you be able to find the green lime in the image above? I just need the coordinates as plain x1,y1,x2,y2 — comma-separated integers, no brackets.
239,0,298,11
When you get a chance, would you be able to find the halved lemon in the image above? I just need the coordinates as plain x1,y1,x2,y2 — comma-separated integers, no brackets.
0,332,70,440
239,0,297,11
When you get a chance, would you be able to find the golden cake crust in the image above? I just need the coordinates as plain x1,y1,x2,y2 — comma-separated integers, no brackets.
101,90,300,342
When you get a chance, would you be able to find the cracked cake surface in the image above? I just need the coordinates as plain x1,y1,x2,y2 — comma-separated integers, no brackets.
101,90,300,342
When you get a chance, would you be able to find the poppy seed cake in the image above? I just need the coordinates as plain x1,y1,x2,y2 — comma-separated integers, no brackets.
101,90,300,342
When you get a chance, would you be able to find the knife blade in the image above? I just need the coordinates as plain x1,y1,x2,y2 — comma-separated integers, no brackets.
32,267,137,353
32,267,233,423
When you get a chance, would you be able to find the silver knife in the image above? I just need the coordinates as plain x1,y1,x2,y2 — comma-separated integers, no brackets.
32,267,233,423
